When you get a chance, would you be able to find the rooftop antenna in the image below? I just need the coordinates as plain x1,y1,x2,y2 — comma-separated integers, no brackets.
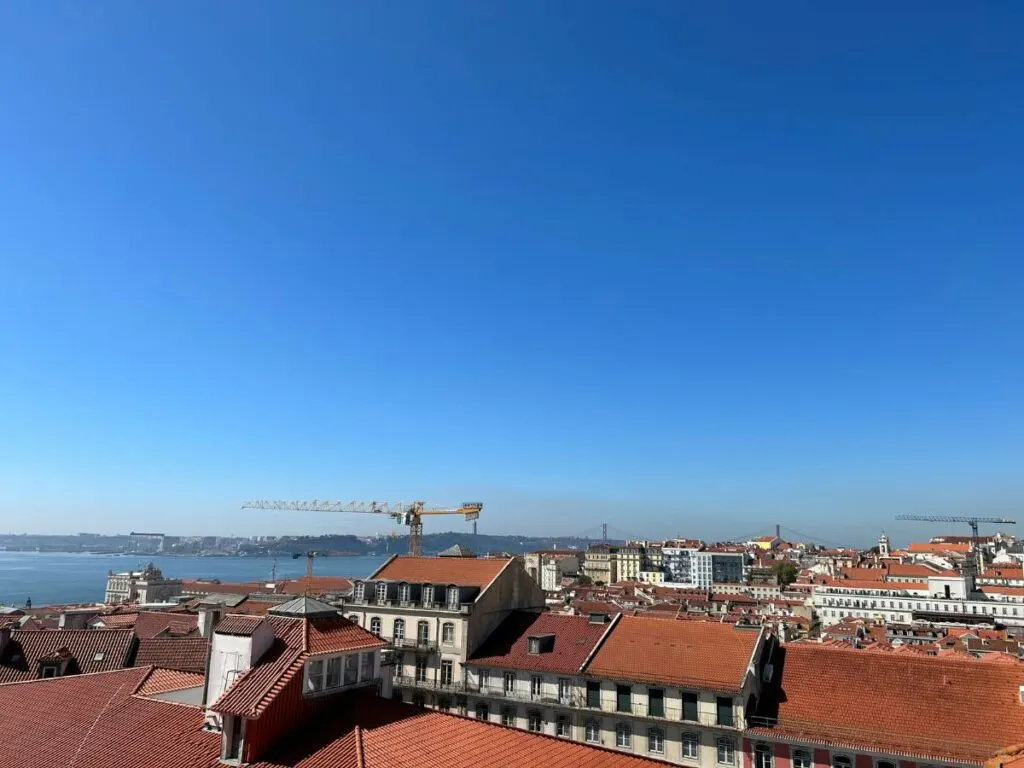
602,523,608,543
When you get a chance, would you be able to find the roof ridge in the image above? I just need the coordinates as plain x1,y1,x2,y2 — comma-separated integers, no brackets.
354,724,365,768
0,667,144,687
130,665,159,695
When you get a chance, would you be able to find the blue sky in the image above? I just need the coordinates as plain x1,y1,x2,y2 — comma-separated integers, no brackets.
1,2,1022,545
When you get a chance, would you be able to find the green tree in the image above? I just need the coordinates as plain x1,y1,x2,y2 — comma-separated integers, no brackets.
576,574,593,586
770,560,799,586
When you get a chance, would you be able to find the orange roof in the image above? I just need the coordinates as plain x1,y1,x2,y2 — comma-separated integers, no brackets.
137,668,205,696
585,615,761,693
371,555,512,588
282,576,353,595
752,644,1024,762
134,637,210,675
908,542,972,554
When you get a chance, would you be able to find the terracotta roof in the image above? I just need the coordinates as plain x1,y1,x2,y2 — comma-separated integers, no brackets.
370,556,512,589
752,643,1024,763
0,668,219,767
133,611,199,639
468,612,610,674
137,668,206,695
584,615,760,693
215,614,266,636
250,691,671,768
0,628,136,683
283,576,354,595
308,616,387,656
134,637,210,674
181,579,282,595
96,613,140,628
908,541,972,554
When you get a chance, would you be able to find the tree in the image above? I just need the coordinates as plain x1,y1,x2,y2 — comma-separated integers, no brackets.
770,560,798,586
576,574,593,586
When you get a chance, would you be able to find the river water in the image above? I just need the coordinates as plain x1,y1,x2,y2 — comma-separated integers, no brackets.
0,551,388,608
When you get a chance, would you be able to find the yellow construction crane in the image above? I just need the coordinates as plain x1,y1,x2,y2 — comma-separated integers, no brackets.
241,500,482,556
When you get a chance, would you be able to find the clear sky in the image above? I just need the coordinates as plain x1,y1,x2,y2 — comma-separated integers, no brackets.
1,2,1022,545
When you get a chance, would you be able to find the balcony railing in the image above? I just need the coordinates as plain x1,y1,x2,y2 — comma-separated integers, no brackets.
393,675,472,693
466,686,740,729
388,637,440,652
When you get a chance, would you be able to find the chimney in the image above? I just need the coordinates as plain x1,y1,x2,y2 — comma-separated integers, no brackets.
198,606,222,639
0,627,9,655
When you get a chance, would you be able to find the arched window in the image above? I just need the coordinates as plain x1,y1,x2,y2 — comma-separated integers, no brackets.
393,618,405,641
442,622,455,644
682,732,699,760
447,585,460,610
375,582,387,603
422,584,434,605
417,620,430,644
353,581,364,601
755,743,773,768
793,750,812,768
616,723,631,748
370,617,381,636
832,756,852,768
647,728,664,755
399,583,411,603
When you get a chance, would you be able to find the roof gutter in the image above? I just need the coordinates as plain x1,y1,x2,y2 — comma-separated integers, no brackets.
578,612,622,674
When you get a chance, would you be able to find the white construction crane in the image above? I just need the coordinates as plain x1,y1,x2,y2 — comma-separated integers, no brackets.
242,500,482,556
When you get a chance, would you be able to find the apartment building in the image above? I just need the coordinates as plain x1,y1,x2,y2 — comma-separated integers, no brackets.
344,555,544,711
524,550,582,591
585,544,620,584
463,611,773,767
813,573,1024,629
745,643,1024,768
663,548,748,588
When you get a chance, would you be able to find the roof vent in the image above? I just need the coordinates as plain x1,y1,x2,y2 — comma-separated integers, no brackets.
588,612,609,624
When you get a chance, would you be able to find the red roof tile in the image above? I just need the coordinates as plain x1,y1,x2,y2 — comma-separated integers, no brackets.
371,556,512,589
0,628,136,683
752,643,1024,762
137,668,206,695
134,637,210,674
308,616,387,656
468,612,611,674
283,576,354,595
585,615,761,693
215,615,266,636
0,668,219,767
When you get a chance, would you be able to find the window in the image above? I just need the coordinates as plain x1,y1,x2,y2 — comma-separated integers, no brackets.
716,696,734,726
616,684,632,712
40,666,57,679
360,651,374,681
648,687,664,717
877,762,896,768
447,586,460,610
354,582,365,601
415,656,428,682
307,658,324,692
342,655,358,684
755,743,773,768
93,652,105,662
437,696,451,712
833,757,852,768
527,637,541,654
423,584,434,605
793,750,812,768
682,732,699,760
440,660,454,686
476,703,489,720
531,675,542,697
442,622,455,644
585,719,600,743
502,708,515,726
616,722,631,748
326,656,342,687
558,677,570,703
412,693,425,708
416,620,430,644
375,582,387,603
717,737,735,765
682,691,698,721
370,617,381,636
528,711,543,732
586,680,601,708
556,714,570,737
504,671,516,694
480,669,489,689
347,614,360,625
648,727,664,755
399,583,411,602
393,618,405,642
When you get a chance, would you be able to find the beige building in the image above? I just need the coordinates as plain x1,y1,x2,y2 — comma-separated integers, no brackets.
584,544,619,585
345,555,544,712
103,563,182,605
462,611,773,767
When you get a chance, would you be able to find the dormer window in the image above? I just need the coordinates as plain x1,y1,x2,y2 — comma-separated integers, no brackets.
422,584,434,606
447,586,460,610
399,583,411,603
354,581,365,602
375,582,388,603
40,666,57,679
528,637,540,654
526,634,554,654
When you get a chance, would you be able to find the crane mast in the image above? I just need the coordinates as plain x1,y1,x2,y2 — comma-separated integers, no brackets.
894,514,1016,574
242,499,482,556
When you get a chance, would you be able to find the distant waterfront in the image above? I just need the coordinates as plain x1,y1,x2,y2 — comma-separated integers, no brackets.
0,551,388,607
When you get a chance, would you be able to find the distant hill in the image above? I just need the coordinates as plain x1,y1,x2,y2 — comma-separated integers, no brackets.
251,532,612,557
